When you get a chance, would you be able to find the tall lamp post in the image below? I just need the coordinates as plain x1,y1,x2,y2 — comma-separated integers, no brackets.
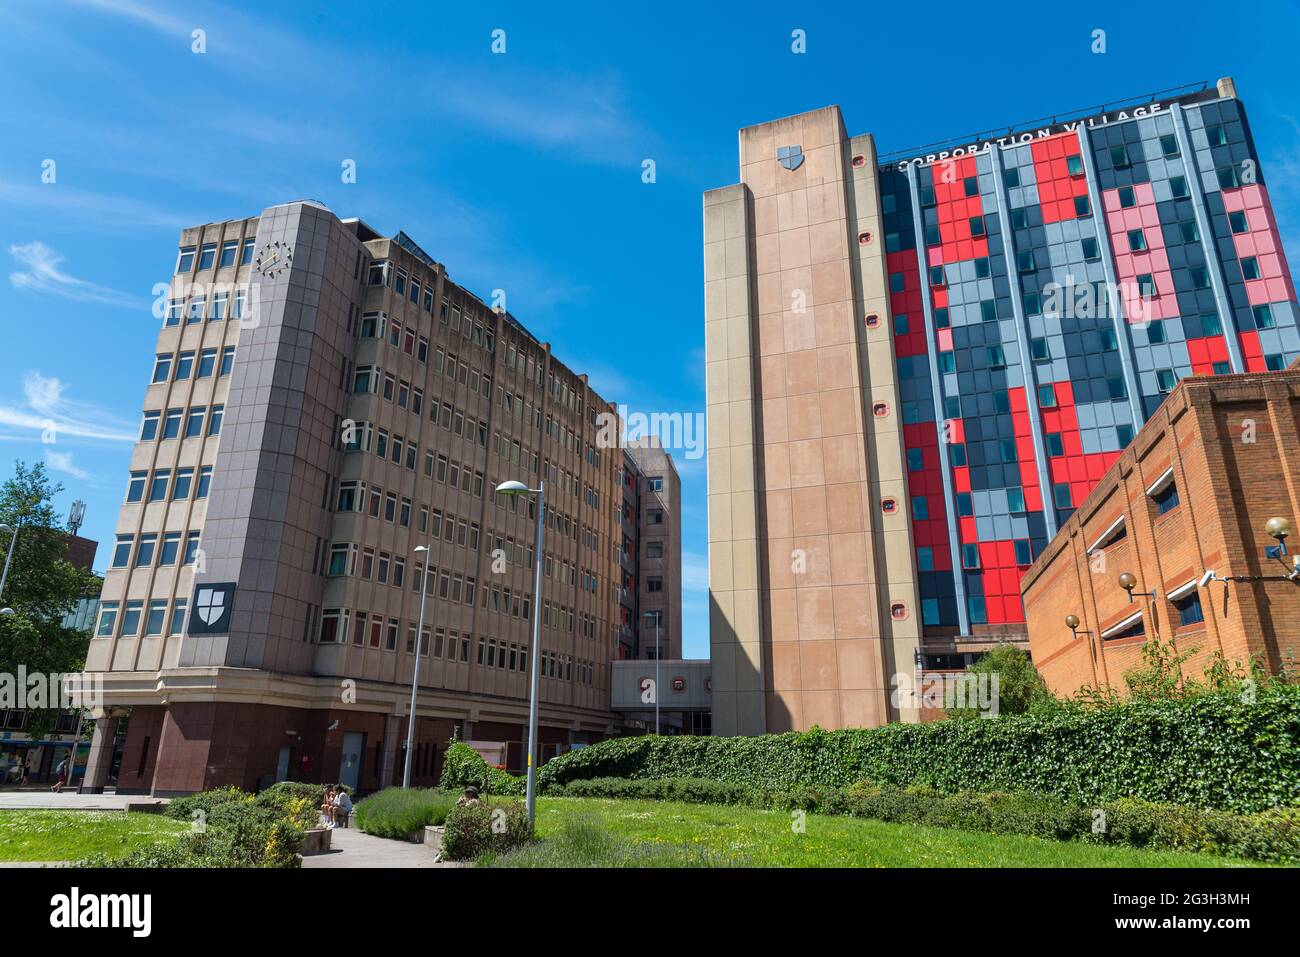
642,610,661,735
402,543,434,788
0,523,19,616
495,478,545,828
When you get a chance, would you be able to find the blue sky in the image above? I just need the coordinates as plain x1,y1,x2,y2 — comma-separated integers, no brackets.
2,0,1299,658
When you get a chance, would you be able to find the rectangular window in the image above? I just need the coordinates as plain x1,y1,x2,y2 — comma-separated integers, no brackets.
1252,304,1275,329
1156,368,1178,393
96,602,119,638
197,244,216,270
1127,229,1147,252
1066,154,1084,177
176,246,196,273
159,532,181,566
1152,482,1180,515
135,534,156,567
145,600,168,636
1170,175,1189,199
185,407,205,438
1013,539,1033,566
126,471,146,503
1053,483,1072,509
148,470,169,502
1118,186,1136,208
112,535,132,568
1160,133,1180,158
1046,432,1064,456
197,348,217,377
120,601,144,637
151,354,172,383
208,405,224,436
218,240,238,268
1241,256,1260,281
961,543,980,569
1228,210,1249,234
197,466,212,498
1175,592,1204,626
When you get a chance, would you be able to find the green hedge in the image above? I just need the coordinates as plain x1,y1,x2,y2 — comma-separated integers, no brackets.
439,742,525,796
88,799,304,868
354,788,458,839
537,686,1300,813
545,776,1300,863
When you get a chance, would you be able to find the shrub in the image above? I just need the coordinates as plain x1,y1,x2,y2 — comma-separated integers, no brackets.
482,814,741,868
165,785,249,823
439,742,526,796
441,799,533,861
538,686,1300,813
354,788,459,839
88,800,305,868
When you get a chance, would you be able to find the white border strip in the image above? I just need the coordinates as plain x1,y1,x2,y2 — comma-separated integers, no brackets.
1101,609,1144,639
1166,578,1198,601
1088,515,1127,554
1146,466,1175,496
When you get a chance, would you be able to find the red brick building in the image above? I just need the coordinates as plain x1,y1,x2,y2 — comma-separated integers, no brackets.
1021,365,1300,696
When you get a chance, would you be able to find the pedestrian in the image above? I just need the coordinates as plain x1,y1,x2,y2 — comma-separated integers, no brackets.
19,756,30,787
331,785,353,828
320,785,336,827
52,756,68,793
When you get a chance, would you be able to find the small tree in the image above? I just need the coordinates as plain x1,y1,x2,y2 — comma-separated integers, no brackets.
946,643,1051,718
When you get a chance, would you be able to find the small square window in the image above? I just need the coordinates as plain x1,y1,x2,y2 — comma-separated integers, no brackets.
1217,166,1240,190
1155,368,1178,393
1053,483,1072,509
1241,256,1260,281
969,216,985,237
1265,354,1286,371
974,257,991,278
1253,304,1276,329
980,300,997,322
1206,125,1227,147
1147,320,1165,344
1137,274,1156,297
1190,266,1210,290
1127,229,1147,252
1201,313,1223,337
955,492,973,517
1081,236,1100,261
1170,175,1189,199
1011,208,1028,230
1100,327,1118,351
964,176,979,197
1116,424,1134,446
987,346,1006,369
929,265,946,288
1018,249,1035,273
1003,168,1020,188
1212,361,1231,375
1046,432,1064,456
1038,384,1057,408
1107,376,1127,400
1007,487,1026,513
1013,539,1033,566
1118,186,1136,208
1031,337,1049,361
1110,145,1131,168
1066,154,1084,176
1160,134,1180,158
934,306,950,329
1074,195,1091,218
1179,221,1200,243
1228,210,1249,234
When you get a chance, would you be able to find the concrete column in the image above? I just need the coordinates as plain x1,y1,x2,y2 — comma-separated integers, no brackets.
78,716,119,794
378,713,401,789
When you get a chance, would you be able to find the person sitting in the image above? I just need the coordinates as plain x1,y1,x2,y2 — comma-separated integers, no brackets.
331,786,353,828
456,785,481,807
320,785,336,828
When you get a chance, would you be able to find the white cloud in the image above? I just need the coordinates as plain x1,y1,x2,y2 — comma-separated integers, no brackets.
0,372,137,444
65,0,190,34
682,550,709,593
9,241,141,308
44,449,92,481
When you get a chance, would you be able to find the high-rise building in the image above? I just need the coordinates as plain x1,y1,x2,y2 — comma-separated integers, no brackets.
704,78,1299,734
79,201,669,795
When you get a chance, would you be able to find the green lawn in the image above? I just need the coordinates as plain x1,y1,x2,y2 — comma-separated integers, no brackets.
0,810,188,862
487,798,1263,868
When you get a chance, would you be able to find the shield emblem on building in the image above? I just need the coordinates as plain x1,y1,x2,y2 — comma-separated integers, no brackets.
188,581,236,635
777,145,804,170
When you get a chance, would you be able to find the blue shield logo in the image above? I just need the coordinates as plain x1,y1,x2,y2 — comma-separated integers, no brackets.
777,145,804,171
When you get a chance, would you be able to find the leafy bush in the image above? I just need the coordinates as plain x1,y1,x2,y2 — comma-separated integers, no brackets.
165,785,249,823
354,788,459,839
439,742,526,796
441,799,532,861
86,800,304,868
543,776,1300,863
538,686,1300,813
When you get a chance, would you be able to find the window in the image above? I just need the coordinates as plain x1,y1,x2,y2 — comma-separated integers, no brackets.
126,471,146,503
969,216,985,237
1100,327,1118,351
1074,195,1091,217
647,577,664,593
197,244,216,270
208,405,224,436
112,535,132,568
922,598,941,625
174,351,194,380
159,532,181,566
196,467,213,498
911,496,929,521
1155,368,1178,393
907,448,925,471
1118,186,1136,208
240,239,255,265
939,351,956,374
185,407,205,438
1107,376,1127,400
120,601,144,637
1152,481,1180,515
1110,145,1130,168
176,246,196,273
916,547,934,572
1002,168,1020,188
1022,291,1041,316
950,444,967,467
987,346,1006,369
1170,175,1189,199
1053,483,1072,509
961,543,980,569
1081,236,1100,261
1127,229,1147,252
1200,313,1223,337
145,600,168,636
1160,133,1180,158
162,408,183,440
1011,208,1028,230
1136,274,1156,298
1013,539,1033,566
1252,304,1275,330
95,602,119,638
151,354,172,383
1007,487,1026,513
1206,124,1227,147
1017,249,1035,273
1174,591,1204,626
1045,432,1064,456
1212,361,1231,375
197,348,217,377
955,492,973,517
1066,154,1084,176
1217,166,1240,190
1038,384,1057,408
1241,256,1260,281
1147,319,1165,344
183,532,200,565
964,175,979,196
980,300,997,322
1030,337,1049,362
1266,354,1286,371
148,469,169,502
218,240,238,268
135,534,156,567
974,257,990,278
1228,210,1249,234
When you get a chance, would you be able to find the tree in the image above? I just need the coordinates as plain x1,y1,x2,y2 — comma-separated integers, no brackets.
946,642,1051,718
0,461,98,734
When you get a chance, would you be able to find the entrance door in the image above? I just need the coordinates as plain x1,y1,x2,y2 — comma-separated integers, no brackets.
339,732,363,791
275,746,291,783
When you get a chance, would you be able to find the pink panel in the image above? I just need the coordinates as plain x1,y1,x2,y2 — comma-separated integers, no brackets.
1221,184,1298,305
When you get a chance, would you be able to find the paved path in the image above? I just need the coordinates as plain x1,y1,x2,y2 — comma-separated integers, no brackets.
0,791,166,812
302,826,464,868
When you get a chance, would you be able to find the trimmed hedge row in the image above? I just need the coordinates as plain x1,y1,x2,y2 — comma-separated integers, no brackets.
545,776,1300,863
537,687,1300,813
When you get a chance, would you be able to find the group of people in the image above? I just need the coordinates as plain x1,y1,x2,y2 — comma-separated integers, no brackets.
319,784,355,828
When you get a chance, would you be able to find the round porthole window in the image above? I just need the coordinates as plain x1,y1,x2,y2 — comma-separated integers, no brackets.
851,154,867,169
872,401,889,418
890,602,908,621
858,231,873,246
865,313,880,328
881,497,898,514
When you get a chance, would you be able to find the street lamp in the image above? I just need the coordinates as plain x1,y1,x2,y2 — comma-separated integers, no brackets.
495,478,545,828
642,610,661,735
403,544,435,788
0,523,19,615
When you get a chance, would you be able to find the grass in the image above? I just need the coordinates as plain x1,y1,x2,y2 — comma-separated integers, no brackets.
484,798,1266,868
0,810,188,862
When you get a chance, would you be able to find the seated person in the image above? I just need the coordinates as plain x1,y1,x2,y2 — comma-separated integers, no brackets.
332,786,353,827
